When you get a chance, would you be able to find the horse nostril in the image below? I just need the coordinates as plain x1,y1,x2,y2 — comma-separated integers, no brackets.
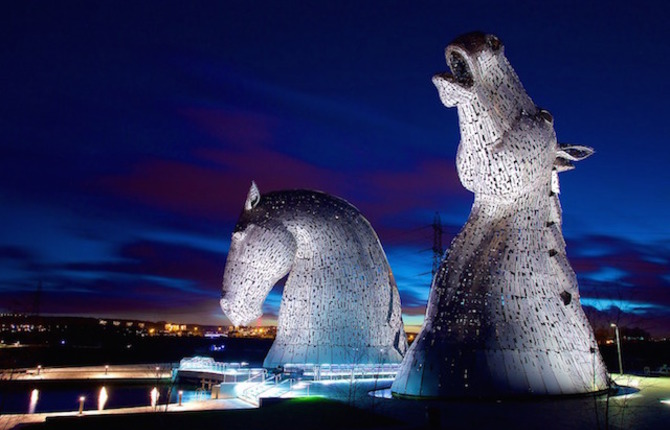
448,52,474,88
220,298,233,314
220,297,262,327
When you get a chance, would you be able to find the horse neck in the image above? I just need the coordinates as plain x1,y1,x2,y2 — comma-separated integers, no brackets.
468,185,551,232
284,217,372,266
457,103,501,145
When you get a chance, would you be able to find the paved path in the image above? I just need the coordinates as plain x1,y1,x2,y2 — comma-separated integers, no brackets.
0,397,252,429
1,364,173,381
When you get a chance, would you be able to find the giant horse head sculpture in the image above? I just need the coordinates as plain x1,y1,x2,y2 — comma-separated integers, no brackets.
392,32,607,398
222,183,408,367
433,32,593,200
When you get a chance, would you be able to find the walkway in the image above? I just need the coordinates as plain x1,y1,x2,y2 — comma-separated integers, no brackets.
1,364,173,381
0,397,251,429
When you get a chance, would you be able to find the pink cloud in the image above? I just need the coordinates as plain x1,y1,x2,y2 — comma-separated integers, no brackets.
102,107,468,230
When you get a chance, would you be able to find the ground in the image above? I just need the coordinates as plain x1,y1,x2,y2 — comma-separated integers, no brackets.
3,373,670,430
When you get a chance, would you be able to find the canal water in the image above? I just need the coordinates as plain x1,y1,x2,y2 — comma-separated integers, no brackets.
0,337,273,414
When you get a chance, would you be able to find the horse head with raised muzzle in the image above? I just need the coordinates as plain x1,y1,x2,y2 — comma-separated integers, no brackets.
432,31,593,200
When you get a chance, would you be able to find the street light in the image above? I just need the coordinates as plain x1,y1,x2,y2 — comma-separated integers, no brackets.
78,396,86,415
611,323,623,375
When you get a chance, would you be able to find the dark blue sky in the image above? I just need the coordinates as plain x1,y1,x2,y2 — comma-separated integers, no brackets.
2,1,669,335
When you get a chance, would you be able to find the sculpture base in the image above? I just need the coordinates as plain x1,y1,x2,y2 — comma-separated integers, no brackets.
391,387,612,401
263,344,404,368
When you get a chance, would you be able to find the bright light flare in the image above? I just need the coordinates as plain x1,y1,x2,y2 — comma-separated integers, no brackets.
28,389,39,414
98,386,108,411
150,387,159,409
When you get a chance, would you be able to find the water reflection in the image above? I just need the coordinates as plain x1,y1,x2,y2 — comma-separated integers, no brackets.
98,386,108,411
28,389,39,414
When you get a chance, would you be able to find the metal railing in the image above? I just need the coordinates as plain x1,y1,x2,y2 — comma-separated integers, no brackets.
283,363,400,380
177,357,266,383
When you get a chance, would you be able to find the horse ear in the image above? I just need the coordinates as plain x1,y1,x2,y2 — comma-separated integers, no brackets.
555,144,593,173
557,144,594,162
245,181,261,211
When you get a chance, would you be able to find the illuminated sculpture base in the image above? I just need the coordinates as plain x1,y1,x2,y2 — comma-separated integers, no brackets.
265,346,394,368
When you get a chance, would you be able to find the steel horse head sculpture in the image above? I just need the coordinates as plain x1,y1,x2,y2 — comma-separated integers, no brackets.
392,32,608,398
221,182,407,367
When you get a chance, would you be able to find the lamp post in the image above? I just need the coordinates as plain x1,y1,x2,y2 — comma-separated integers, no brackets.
78,396,85,415
611,323,623,375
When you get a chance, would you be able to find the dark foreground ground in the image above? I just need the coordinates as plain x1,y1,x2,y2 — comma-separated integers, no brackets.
17,397,402,430
3,338,670,429
9,375,670,430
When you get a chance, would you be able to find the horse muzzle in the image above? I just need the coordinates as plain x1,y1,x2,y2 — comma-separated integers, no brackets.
220,297,262,327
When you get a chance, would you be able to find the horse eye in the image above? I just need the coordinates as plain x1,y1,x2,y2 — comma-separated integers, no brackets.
539,109,554,125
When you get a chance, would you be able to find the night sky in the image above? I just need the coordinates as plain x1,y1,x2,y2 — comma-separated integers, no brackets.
2,1,669,335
